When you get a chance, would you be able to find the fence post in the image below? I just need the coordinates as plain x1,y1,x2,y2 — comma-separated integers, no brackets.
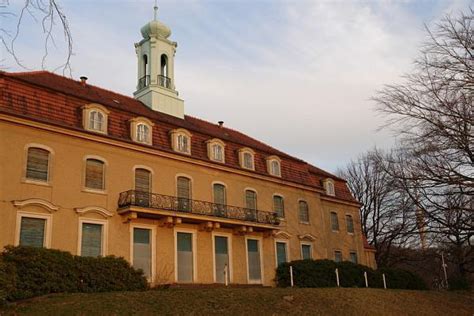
335,268,340,287
364,271,368,288
382,273,387,289
224,264,229,287
290,265,294,287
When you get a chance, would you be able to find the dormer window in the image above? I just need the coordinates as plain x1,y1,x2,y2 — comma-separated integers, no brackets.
130,117,154,145
239,148,255,170
82,104,110,134
170,129,192,154
266,156,281,177
324,178,336,196
206,138,226,163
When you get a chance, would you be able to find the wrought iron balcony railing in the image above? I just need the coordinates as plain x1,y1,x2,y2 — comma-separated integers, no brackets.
158,75,171,89
118,190,280,226
138,75,150,90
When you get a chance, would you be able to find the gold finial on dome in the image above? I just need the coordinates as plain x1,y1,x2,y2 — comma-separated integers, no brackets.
140,1,171,39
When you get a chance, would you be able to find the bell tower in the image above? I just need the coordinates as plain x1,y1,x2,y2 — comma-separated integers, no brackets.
133,4,184,119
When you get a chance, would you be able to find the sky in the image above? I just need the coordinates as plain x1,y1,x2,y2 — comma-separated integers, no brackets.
1,0,471,172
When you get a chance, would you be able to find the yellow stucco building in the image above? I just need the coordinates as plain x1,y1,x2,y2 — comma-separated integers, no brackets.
0,10,376,286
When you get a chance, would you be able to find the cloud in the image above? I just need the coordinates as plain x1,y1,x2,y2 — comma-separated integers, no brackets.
2,0,471,172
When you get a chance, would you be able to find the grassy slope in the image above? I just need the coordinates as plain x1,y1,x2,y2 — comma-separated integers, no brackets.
1,288,473,316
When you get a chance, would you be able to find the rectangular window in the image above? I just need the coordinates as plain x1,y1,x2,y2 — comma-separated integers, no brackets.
81,222,103,257
346,215,354,233
245,190,257,210
299,201,309,223
247,239,262,283
133,228,152,279
273,196,285,218
276,242,288,267
214,236,229,284
331,212,339,231
177,177,191,212
334,251,343,263
26,147,50,182
135,169,151,192
19,217,46,247
177,232,194,283
301,244,312,260
350,252,358,264
243,153,253,169
85,159,105,190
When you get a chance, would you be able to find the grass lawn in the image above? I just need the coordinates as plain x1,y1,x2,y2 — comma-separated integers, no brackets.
1,288,472,315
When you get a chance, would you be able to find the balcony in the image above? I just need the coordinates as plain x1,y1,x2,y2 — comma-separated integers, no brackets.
158,75,171,89
118,190,280,231
138,75,150,90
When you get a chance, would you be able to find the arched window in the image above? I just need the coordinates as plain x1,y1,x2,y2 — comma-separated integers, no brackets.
213,184,226,205
243,152,253,169
170,129,192,154
273,195,285,218
298,200,309,223
160,54,168,77
206,139,226,163
137,124,150,144
143,55,148,76
245,190,257,211
135,168,151,193
239,148,255,170
26,147,50,182
212,144,224,162
271,160,281,176
89,110,104,132
85,158,105,191
177,176,192,211
324,179,335,196
177,134,189,153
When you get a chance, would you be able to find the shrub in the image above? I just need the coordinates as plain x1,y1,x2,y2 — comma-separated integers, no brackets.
448,275,471,291
1,246,148,301
276,259,425,290
0,257,15,306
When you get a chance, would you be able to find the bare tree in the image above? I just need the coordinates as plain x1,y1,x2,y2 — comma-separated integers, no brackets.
1,0,72,75
337,149,420,267
374,9,473,276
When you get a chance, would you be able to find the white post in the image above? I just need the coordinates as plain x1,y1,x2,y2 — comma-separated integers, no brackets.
290,265,294,287
224,264,229,287
441,252,449,289
364,271,368,288
382,273,387,289
335,268,340,287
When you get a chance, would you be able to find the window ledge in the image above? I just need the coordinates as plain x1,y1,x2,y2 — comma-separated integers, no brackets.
332,230,340,233
299,221,310,225
347,232,355,235
82,188,107,195
22,179,52,187
86,128,108,135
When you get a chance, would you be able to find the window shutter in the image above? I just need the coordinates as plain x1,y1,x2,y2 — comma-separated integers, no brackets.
135,169,151,192
26,148,50,181
177,177,191,199
273,196,284,218
213,184,226,205
19,217,46,247
299,201,309,222
245,190,257,210
81,223,103,257
85,159,105,190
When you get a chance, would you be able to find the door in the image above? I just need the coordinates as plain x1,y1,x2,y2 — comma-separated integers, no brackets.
215,236,229,283
247,239,262,283
133,228,152,280
276,242,288,267
177,232,193,282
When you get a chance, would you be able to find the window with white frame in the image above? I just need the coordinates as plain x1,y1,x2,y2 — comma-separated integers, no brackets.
130,117,154,145
25,147,50,182
301,243,312,260
267,156,281,177
298,200,309,223
80,220,105,257
206,139,226,163
346,215,354,233
331,212,340,231
82,104,109,134
137,124,150,143
170,129,192,154
324,179,335,196
85,158,105,191
239,148,255,170
17,213,51,248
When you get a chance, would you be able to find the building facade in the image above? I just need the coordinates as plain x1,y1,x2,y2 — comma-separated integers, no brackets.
0,11,376,286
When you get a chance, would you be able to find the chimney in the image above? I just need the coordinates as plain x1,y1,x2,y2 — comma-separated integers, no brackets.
80,76,88,86
218,121,224,128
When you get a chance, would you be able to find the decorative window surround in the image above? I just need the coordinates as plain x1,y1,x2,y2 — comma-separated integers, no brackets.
206,138,226,163
130,117,154,145
170,128,192,155
82,103,110,135
238,147,255,170
266,155,281,177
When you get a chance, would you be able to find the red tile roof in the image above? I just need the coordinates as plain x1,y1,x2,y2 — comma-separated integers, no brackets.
0,70,359,204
